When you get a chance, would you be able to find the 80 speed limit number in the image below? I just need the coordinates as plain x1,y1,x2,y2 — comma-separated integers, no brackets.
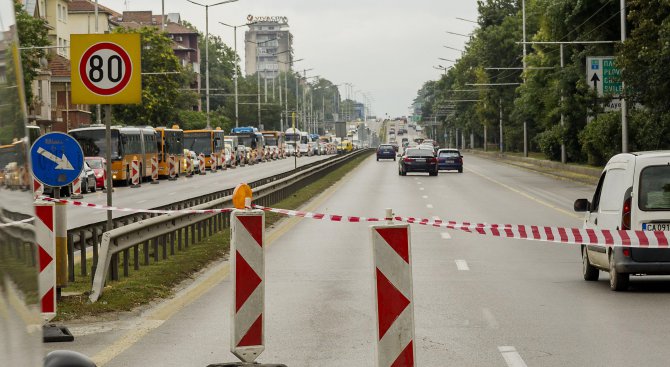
79,42,133,96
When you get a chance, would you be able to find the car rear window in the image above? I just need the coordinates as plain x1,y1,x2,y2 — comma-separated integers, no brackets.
639,165,670,210
406,149,434,157
379,145,393,150
438,151,460,158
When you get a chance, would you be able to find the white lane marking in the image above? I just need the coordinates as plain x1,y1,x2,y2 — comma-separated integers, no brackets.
426,204,433,209
482,308,499,329
440,232,451,240
137,200,147,204
417,181,422,185
498,346,528,367
168,192,177,196
419,187,425,191
432,216,441,221
422,195,428,199
455,260,469,271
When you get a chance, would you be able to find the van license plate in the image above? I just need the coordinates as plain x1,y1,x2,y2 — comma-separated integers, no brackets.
643,223,670,231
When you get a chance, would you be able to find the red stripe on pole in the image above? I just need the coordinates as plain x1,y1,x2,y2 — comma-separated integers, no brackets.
531,226,541,240
390,340,414,367
603,230,614,246
235,251,262,312
618,230,631,246
376,228,409,263
635,230,649,247
237,314,263,347
586,229,598,244
42,287,55,313
35,205,54,232
517,225,527,239
376,268,410,340
558,228,568,243
238,216,263,247
545,227,555,241
38,246,53,272
572,228,584,244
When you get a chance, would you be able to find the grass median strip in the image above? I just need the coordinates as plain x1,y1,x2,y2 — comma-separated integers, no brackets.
56,152,372,321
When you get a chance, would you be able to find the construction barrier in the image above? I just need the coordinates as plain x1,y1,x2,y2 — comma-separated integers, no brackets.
214,153,220,173
231,208,265,363
168,155,177,181
151,156,159,184
33,178,43,199
371,216,415,367
131,159,141,188
34,200,56,321
70,177,83,199
186,155,194,178
199,153,206,175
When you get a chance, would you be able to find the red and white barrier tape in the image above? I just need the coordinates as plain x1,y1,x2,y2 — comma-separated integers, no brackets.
34,196,670,248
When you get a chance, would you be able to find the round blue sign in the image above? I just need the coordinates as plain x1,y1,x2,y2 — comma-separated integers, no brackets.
30,132,84,187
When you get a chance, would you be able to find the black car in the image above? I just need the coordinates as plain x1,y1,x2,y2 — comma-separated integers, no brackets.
437,148,463,173
398,148,438,176
376,144,396,161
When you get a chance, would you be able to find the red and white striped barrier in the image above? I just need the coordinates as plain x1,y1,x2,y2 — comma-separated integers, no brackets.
211,153,218,173
151,156,159,184
230,209,265,363
33,178,43,199
371,221,415,367
168,155,177,180
35,201,56,321
32,196,670,249
186,155,194,177
131,159,140,187
220,152,227,171
71,177,83,199
199,153,206,175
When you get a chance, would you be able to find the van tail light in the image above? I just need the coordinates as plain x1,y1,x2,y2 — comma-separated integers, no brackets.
430,157,438,164
622,248,631,257
403,157,412,163
622,197,632,230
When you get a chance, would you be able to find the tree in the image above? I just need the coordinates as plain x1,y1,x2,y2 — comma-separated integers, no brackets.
14,0,49,105
112,26,187,126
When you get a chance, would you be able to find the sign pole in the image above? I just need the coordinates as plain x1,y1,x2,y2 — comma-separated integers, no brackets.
105,105,113,232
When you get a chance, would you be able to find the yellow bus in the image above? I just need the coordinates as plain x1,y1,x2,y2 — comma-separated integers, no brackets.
69,126,158,185
183,128,225,170
155,126,184,177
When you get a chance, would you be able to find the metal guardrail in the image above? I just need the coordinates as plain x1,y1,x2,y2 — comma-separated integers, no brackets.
65,153,352,282
88,149,372,301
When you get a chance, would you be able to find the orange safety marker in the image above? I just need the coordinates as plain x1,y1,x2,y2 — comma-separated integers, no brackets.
371,209,415,367
211,153,218,173
168,155,177,181
199,153,206,175
231,183,265,362
186,155,194,178
130,159,141,188
35,201,57,321
71,177,83,199
34,177,44,199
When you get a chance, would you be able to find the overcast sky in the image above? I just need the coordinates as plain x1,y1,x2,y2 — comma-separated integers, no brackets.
98,0,479,118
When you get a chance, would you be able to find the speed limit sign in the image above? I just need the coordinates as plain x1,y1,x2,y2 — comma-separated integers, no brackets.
71,34,141,104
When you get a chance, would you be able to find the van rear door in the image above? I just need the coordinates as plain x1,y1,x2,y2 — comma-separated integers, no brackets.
634,155,670,262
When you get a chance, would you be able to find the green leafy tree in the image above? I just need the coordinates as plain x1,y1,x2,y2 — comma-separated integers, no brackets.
112,26,186,126
14,0,49,105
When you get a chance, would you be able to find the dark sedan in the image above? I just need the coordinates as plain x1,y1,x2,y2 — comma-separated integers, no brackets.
437,149,463,173
376,144,396,161
398,148,438,176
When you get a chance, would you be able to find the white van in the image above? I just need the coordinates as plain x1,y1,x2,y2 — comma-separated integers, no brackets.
574,151,670,291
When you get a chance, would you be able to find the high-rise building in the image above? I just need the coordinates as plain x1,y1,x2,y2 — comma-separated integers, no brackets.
244,15,292,79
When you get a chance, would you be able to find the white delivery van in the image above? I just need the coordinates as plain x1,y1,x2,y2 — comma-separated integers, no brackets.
574,151,670,291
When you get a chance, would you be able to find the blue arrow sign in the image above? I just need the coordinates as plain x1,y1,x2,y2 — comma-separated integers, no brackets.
30,132,84,187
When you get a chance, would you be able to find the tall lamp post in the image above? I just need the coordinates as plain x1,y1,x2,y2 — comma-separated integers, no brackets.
219,20,256,128
186,0,239,130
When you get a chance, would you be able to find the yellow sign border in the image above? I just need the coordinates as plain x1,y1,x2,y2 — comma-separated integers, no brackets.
70,33,141,105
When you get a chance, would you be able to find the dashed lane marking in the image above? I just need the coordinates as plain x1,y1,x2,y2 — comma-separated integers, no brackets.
498,346,528,367
422,195,428,199
482,308,499,329
419,187,425,191
440,232,451,240
167,192,177,196
137,200,147,204
455,259,470,271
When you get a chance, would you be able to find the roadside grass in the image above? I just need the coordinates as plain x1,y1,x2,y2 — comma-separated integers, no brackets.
56,151,372,321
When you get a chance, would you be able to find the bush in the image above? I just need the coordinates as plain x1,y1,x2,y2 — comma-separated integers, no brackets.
579,112,620,166
535,124,564,161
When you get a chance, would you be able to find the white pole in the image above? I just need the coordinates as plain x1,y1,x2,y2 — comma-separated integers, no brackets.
560,44,566,163
205,5,211,129
234,26,239,127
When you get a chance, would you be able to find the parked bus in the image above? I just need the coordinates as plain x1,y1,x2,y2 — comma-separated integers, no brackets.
69,126,158,185
183,128,225,170
230,127,264,162
155,125,184,177
262,131,283,159
284,128,301,156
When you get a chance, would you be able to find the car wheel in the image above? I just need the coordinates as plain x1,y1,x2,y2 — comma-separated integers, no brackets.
609,253,629,291
458,167,463,173
126,168,132,186
393,157,396,161
82,179,88,194
582,247,599,281
377,157,379,161
90,179,97,193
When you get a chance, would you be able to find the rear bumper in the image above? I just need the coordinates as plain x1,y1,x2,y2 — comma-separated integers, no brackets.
377,153,395,159
613,248,670,274
438,163,462,170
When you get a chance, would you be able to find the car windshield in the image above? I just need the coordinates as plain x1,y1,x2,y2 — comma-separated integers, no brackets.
86,159,103,169
405,149,434,157
639,166,670,210
438,151,460,158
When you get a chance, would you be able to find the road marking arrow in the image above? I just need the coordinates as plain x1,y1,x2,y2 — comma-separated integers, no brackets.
37,147,74,170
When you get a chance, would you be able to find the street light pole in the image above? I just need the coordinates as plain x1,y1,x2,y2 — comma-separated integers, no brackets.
187,0,239,130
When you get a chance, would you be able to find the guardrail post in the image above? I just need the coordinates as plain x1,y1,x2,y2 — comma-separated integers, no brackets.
153,237,159,262
67,231,75,283
123,248,130,277
143,241,150,266
177,228,183,251
133,245,139,270
169,230,175,255
79,229,86,277
110,252,119,281
161,235,167,260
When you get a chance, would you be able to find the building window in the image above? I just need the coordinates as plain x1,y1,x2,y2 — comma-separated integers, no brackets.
57,4,61,20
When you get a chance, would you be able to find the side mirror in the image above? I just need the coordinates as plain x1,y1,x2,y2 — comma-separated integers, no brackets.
44,351,96,367
574,198,590,212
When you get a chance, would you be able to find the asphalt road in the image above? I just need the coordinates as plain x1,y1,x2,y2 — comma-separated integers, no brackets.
45,122,670,366
2,154,332,229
